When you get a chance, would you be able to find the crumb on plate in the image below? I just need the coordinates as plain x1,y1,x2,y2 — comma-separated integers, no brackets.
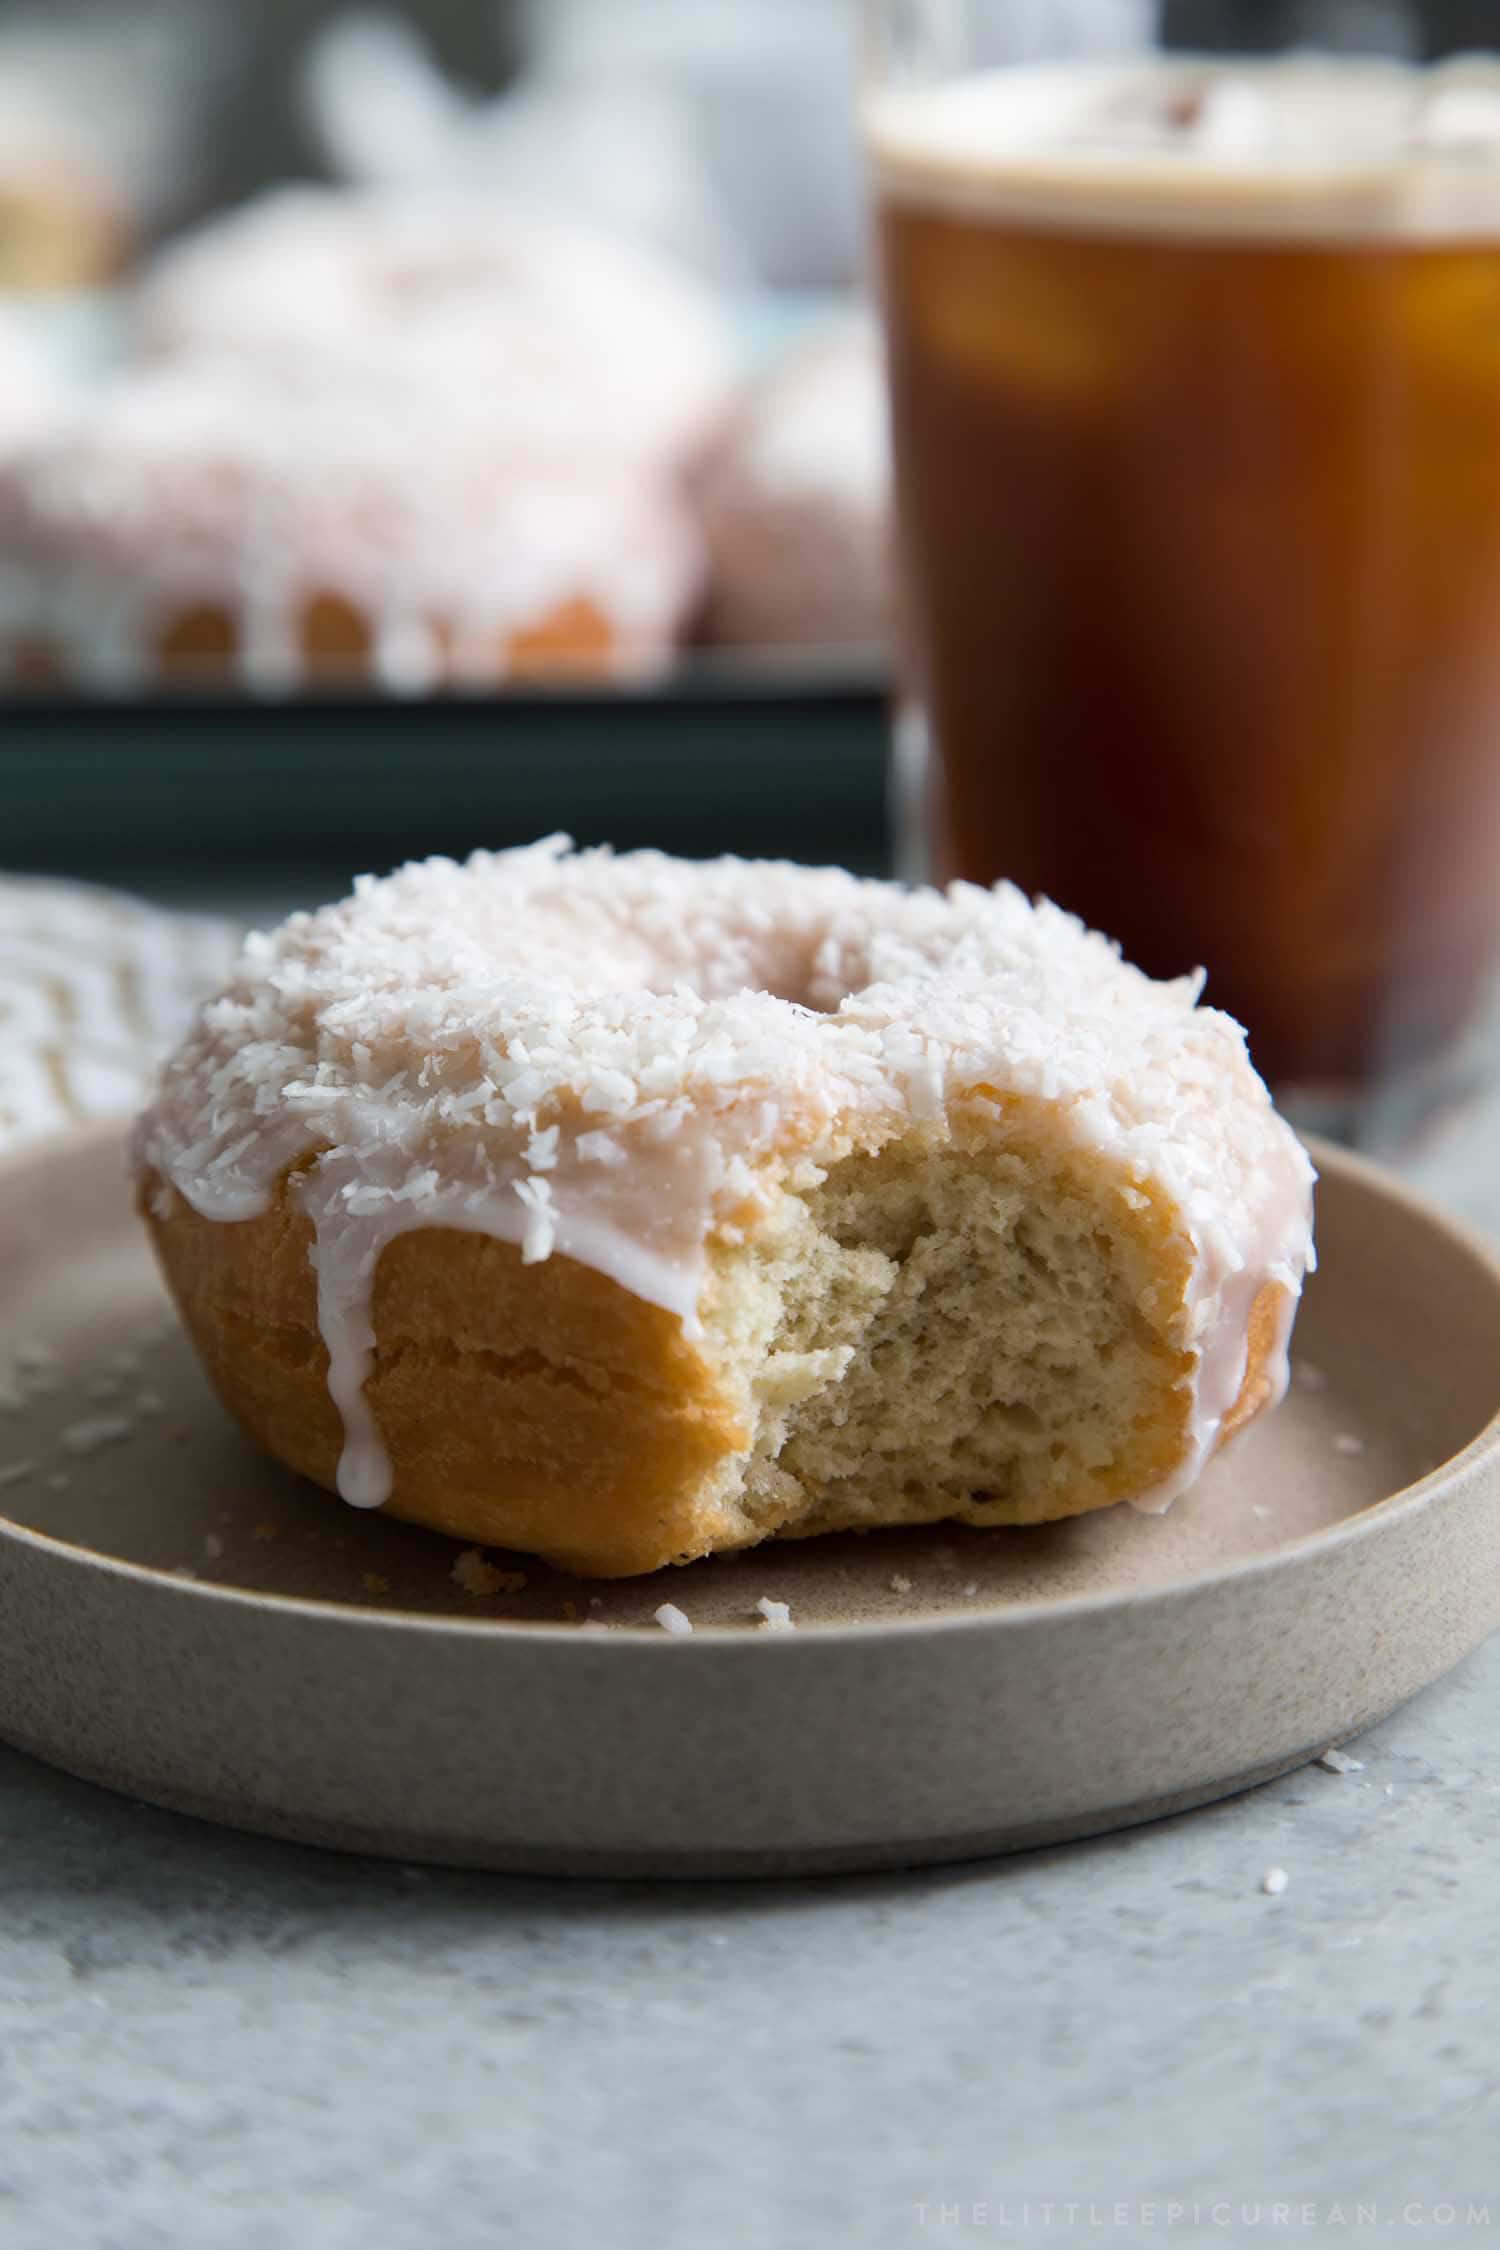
452,1548,529,1597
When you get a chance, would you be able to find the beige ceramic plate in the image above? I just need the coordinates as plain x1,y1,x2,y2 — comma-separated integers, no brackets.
0,1126,1497,1876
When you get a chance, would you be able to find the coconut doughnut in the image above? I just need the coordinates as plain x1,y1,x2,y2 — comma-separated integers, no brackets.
0,355,706,693
134,840,1315,1579
0,876,240,1156
699,318,892,651
133,187,736,471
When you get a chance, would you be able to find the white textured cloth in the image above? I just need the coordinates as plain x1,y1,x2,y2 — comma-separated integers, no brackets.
0,876,240,1157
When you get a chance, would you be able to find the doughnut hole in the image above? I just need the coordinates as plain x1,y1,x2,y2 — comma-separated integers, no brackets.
696,1111,1200,1544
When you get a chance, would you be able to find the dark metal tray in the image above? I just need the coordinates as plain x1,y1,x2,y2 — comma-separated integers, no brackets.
0,667,891,908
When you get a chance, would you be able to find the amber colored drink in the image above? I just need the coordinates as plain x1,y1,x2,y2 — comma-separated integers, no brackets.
870,59,1500,1090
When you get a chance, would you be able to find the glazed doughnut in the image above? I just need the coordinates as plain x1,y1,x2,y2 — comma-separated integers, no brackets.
0,355,705,693
699,318,892,651
0,877,240,1156
135,842,1315,1579
133,187,736,471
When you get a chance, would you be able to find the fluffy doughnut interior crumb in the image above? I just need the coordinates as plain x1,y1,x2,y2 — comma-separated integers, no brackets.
691,1122,1189,1550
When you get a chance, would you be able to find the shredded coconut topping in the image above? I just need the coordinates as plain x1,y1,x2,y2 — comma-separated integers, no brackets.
133,839,1315,1517
134,186,736,470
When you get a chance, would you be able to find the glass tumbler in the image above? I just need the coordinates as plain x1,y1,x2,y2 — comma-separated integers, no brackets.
862,0,1500,1141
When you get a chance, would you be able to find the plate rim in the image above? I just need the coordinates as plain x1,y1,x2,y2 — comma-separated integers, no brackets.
2,1123,1498,1648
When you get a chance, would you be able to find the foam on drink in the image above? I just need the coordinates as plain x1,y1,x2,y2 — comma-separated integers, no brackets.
867,56,1500,240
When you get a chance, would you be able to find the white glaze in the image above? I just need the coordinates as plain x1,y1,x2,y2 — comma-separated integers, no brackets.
293,1127,719,1509
0,357,706,693
133,842,1317,1518
134,186,737,469
1129,1160,1311,1516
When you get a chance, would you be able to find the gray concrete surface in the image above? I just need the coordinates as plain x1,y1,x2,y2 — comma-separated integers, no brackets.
1,1654,1496,2250
2,1099,1498,2249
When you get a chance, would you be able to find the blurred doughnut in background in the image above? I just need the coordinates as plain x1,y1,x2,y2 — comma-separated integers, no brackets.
0,0,904,691
130,187,737,470
696,316,892,656
0,349,709,694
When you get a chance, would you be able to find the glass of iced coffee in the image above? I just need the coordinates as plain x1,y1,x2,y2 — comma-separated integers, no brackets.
864,1,1500,1140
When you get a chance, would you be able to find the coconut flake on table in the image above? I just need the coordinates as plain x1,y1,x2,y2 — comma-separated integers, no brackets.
1316,1748,1364,1775
755,1597,793,1632
654,1602,693,1636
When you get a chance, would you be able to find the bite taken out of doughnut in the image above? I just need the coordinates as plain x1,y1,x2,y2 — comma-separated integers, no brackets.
133,842,1315,1579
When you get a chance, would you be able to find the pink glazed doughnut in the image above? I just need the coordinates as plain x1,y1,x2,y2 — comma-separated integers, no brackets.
134,842,1315,1577
133,186,737,471
0,353,706,692
699,319,892,651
